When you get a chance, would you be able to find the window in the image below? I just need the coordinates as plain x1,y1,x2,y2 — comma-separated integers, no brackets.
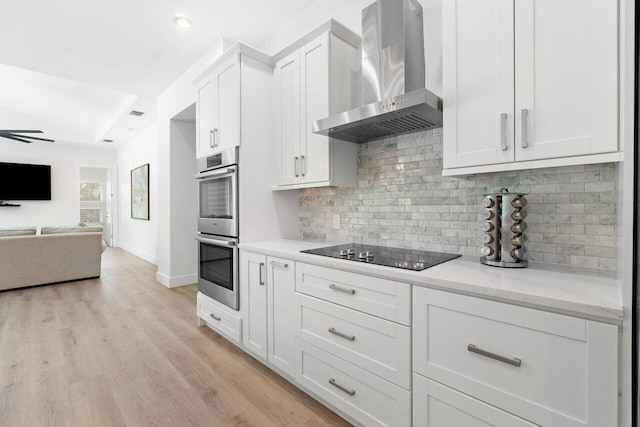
80,182,103,224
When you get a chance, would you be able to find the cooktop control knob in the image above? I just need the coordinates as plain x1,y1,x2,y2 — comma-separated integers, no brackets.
339,249,348,257
358,252,368,260
366,251,374,259
347,248,355,256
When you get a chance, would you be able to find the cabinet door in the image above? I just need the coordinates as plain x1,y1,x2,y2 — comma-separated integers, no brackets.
242,252,267,359
267,256,297,375
214,53,240,151
300,34,330,184
275,51,301,186
413,374,536,427
442,0,515,169
515,0,618,161
196,75,216,159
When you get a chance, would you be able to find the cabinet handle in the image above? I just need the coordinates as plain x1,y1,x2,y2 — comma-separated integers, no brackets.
301,155,306,176
329,284,355,295
270,260,289,269
467,344,521,367
209,313,222,321
328,327,355,341
209,130,215,148
294,157,299,177
500,113,508,151
213,128,218,147
329,378,356,396
259,262,265,286
521,109,529,148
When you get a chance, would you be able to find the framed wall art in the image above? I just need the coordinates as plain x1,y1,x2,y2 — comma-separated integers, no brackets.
131,163,149,220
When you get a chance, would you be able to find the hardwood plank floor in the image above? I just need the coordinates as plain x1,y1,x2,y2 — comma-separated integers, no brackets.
0,248,351,427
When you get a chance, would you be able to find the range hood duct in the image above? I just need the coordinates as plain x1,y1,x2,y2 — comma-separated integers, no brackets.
313,0,443,144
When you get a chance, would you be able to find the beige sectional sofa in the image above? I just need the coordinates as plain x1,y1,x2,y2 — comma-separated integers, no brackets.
0,225,105,291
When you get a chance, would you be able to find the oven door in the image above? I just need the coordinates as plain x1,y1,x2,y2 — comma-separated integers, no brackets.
197,165,238,237
196,234,239,310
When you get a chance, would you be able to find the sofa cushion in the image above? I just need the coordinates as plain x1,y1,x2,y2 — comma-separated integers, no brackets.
41,225,103,235
0,226,37,237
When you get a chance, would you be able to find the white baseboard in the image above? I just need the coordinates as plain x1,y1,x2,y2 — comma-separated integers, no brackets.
156,272,197,288
118,243,158,265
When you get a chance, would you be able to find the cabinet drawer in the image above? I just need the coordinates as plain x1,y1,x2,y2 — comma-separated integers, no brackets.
197,293,242,343
299,295,410,389
413,287,618,427
297,341,410,427
413,373,536,427
296,263,411,325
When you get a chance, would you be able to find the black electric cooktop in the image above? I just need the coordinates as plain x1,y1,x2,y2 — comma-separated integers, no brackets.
301,244,461,271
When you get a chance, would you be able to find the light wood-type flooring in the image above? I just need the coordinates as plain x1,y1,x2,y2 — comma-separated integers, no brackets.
0,248,350,426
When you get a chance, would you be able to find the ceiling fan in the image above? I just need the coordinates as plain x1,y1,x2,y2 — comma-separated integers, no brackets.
0,130,54,143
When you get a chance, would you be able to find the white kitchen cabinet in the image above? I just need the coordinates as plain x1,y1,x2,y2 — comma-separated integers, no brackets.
240,251,297,375
443,0,619,175
197,292,242,344
266,256,297,375
194,52,242,159
241,251,268,359
413,287,619,427
273,23,359,189
413,374,536,427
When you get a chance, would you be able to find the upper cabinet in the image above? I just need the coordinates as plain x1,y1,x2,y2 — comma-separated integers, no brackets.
273,22,360,189
442,0,621,175
196,53,240,159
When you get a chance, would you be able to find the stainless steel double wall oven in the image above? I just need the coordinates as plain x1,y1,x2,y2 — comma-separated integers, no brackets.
195,147,239,310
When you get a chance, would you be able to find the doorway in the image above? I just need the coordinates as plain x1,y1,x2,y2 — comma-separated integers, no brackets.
79,166,114,246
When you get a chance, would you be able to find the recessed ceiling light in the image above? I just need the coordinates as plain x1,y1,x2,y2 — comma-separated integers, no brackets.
174,17,191,29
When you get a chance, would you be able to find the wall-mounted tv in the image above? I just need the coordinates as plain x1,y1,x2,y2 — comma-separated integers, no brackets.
0,162,51,200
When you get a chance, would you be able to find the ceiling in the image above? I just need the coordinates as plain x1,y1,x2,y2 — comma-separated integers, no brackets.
0,0,316,147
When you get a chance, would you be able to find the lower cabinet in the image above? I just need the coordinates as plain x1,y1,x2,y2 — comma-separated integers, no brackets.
413,374,535,427
241,252,297,376
297,340,411,427
232,250,620,427
413,287,619,427
197,292,242,343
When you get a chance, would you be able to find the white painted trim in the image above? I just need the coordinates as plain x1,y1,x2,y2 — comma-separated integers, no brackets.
155,271,197,288
442,152,624,176
271,19,361,64
192,42,272,86
119,242,158,265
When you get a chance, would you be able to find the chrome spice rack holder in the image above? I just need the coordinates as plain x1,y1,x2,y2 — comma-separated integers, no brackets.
480,188,529,268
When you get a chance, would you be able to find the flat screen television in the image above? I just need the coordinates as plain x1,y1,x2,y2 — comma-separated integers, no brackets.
0,162,51,200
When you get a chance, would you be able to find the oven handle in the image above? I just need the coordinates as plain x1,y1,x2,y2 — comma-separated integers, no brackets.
195,166,237,180
195,235,237,248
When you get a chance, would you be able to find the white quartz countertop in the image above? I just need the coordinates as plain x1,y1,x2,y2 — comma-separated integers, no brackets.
239,239,623,324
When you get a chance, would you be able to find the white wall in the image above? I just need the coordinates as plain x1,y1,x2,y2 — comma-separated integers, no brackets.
0,142,116,229
167,118,197,285
264,0,443,96
117,124,158,264
155,38,232,287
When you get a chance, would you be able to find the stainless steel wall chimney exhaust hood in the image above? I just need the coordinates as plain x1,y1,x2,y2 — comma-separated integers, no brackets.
312,0,442,144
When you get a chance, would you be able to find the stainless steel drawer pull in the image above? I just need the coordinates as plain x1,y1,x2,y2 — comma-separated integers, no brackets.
329,284,355,295
209,130,215,148
270,261,289,269
209,313,222,321
301,155,306,176
294,157,299,177
328,327,355,341
467,344,521,367
329,378,355,396
500,113,508,151
259,262,265,286
521,108,529,148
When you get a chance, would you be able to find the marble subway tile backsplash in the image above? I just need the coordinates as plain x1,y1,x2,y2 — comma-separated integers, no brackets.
299,129,618,269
